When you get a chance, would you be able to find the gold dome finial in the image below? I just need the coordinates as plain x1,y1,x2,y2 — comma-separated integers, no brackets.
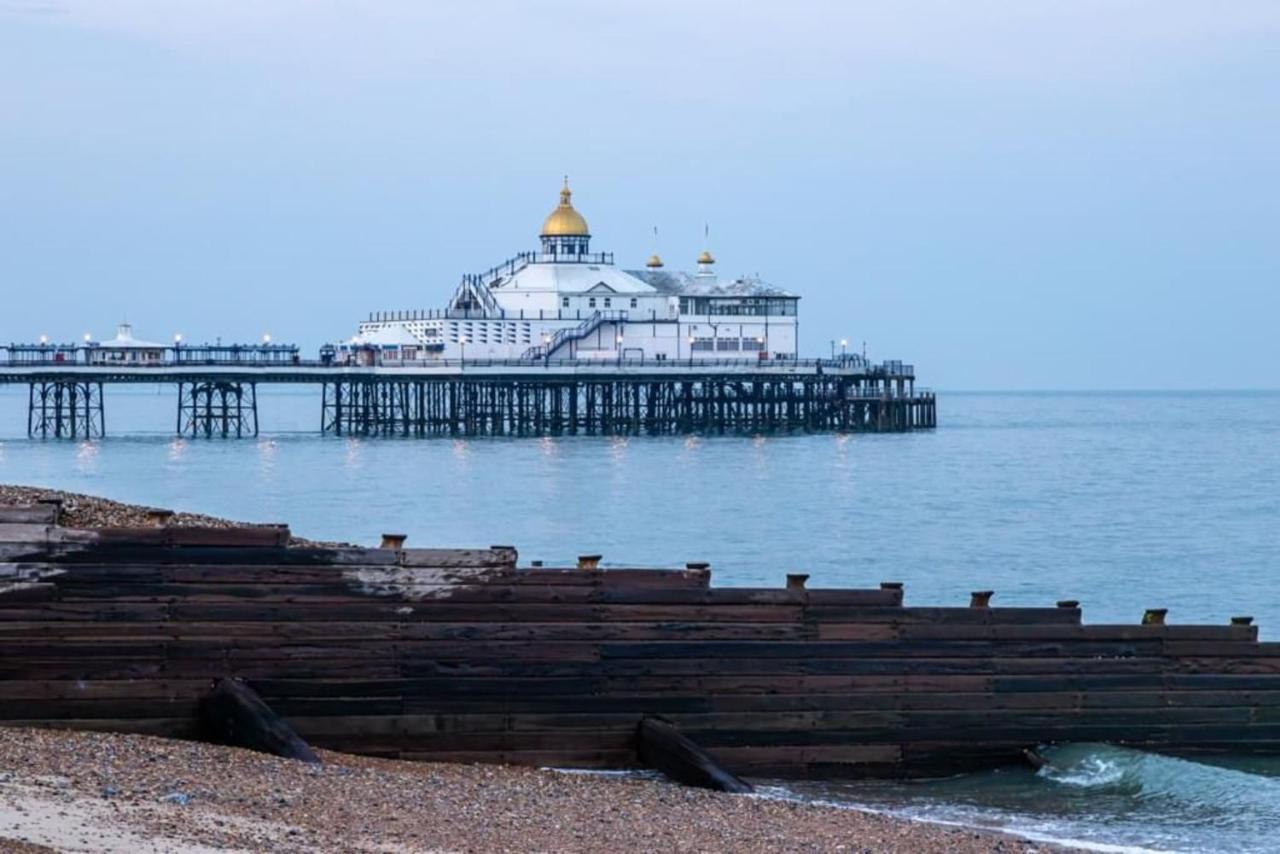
647,225,663,268
541,176,590,237
698,223,715,266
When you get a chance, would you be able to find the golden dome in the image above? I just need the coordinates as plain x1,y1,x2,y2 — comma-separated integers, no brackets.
540,178,590,237
646,253,664,268
697,249,715,265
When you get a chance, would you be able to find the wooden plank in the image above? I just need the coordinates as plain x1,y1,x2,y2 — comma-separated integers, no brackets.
400,548,518,567
198,677,318,763
0,524,53,543
0,506,60,525
636,717,753,793
168,527,291,548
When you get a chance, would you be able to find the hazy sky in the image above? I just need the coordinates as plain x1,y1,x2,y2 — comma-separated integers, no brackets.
2,1,1277,388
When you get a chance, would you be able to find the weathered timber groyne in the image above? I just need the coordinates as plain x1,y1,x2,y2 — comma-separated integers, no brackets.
2,500,1276,779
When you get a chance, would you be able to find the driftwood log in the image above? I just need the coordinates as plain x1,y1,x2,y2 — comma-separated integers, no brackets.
198,677,319,764
637,717,753,793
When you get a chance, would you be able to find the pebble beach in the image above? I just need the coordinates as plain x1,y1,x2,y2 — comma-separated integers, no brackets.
0,484,1061,852
0,728,1053,853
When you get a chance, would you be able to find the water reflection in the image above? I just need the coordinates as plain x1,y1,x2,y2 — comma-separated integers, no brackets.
74,441,99,473
343,437,363,470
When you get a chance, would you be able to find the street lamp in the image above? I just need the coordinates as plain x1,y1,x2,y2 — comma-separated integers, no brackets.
541,331,551,366
756,336,765,362
262,333,272,344
174,333,183,363
459,336,467,368
840,338,848,362
616,333,624,365
687,335,695,367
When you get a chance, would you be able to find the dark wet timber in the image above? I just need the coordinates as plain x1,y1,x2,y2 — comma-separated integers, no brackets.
4,503,1273,779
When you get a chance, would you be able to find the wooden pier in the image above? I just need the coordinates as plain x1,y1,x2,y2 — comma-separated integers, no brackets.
0,360,936,438
2,502,1276,779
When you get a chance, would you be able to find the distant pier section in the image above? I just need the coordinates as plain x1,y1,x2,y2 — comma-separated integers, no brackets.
0,337,934,439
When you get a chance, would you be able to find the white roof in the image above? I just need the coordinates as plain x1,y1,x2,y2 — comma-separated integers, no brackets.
489,262,657,296
349,325,423,347
98,323,165,350
628,270,796,298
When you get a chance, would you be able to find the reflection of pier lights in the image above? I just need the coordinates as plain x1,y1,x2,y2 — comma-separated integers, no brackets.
27,380,105,439
177,381,258,438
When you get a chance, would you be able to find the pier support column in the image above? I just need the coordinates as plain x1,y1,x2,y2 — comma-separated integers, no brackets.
177,381,258,438
27,380,105,439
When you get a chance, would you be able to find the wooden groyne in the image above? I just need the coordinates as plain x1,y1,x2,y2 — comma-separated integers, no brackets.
2,502,1276,779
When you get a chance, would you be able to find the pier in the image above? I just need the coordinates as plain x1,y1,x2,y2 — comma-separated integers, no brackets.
0,355,936,439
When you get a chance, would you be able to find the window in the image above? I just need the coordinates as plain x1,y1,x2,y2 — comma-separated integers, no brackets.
589,297,597,308
630,298,637,309
603,297,611,308
692,337,715,352
562,296,569,308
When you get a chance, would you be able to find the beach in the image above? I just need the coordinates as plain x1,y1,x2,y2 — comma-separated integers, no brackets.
0,727,1051,853
0,484,1057,851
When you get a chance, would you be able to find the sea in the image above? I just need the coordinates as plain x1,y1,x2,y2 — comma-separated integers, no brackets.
1,387,1277,852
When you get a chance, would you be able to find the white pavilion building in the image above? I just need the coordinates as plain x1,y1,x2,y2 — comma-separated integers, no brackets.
350,180,799,363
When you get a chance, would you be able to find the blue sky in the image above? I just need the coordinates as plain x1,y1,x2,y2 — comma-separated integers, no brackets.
1,1,1277,388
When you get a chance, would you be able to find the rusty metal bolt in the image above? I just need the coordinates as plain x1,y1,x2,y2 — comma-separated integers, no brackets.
1231,616,1254,626
1056,600,1080,609
577,554,602,570
1142,608,1168,626
380,533,407,550
786,573,809,591
970,590,994,608
144,509,174,527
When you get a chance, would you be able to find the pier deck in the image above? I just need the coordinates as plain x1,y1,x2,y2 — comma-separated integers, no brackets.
0,359,936,438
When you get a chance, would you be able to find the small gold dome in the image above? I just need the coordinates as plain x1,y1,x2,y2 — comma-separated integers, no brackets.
540,179,590,237
697,249,715,265
646,253,664,268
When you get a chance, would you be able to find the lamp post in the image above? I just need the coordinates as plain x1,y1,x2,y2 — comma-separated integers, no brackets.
687,335,695,367
616,332,624,365
459,336,467,369
840,338,848,363
756,336,765,362
174,333,183,363
541,331,551,367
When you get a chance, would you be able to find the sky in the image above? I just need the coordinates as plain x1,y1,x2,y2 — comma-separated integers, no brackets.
1,1,1277,389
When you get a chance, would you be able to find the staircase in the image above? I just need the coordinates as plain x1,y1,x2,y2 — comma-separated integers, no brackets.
521,310,627,360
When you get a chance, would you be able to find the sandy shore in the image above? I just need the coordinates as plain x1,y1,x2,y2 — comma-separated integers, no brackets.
0,728,1057,853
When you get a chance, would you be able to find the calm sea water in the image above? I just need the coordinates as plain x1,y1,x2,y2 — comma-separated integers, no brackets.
1,387,1277,850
